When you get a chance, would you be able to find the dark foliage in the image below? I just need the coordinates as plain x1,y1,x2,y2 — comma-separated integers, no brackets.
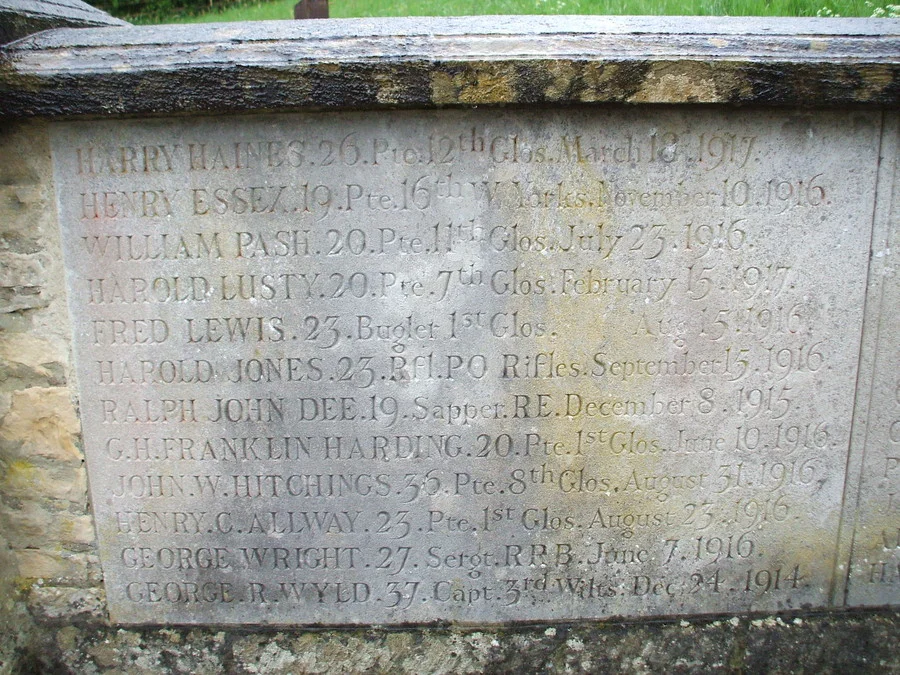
91,0,255,22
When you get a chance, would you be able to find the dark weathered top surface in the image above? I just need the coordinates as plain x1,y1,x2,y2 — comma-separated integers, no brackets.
0,0,127,45
1,16,899,116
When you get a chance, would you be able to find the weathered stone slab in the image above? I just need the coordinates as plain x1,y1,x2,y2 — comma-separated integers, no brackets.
844,116,900,605
52,107,884,625
3,17,899,117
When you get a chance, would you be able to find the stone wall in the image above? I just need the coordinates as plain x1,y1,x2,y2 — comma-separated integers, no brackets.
0,110,897,675
1,12,899,674
0,120,94,673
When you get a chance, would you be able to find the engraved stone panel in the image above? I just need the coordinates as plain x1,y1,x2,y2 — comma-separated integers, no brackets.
846,117,900,605
51,108,882,624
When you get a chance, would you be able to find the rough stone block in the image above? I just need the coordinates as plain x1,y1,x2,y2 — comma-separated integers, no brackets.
0,459,86,504
27,585,105,621
0,387,81,462
14,549,90,581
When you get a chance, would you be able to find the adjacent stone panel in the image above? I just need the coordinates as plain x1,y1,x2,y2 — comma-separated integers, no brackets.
846,116,900,605
52,108,883,625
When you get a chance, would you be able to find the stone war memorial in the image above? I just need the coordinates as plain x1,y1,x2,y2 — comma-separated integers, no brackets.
0,0,898,671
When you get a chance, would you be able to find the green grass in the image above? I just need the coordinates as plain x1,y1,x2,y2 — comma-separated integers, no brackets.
137,0,884,23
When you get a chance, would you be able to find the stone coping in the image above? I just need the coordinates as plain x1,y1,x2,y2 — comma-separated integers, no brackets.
1,16,898,116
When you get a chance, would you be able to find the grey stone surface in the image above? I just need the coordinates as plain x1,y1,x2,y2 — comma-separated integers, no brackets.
1,17,899,116
51,107,891,625
843,115,900,606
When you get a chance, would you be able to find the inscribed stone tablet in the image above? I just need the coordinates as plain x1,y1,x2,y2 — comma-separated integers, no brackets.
846,118,900,605
52,109,881,624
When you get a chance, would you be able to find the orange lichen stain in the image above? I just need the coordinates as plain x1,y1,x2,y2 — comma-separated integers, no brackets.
374,71,403,104
542,62,576,101
850,512,900,590
14,577,34,594
431,65,518,105
459,68,517,105
487,145,678,615
855,65,896,101
3,460,37,490
629,64,720,103
738,521,840,612
430,72,457,105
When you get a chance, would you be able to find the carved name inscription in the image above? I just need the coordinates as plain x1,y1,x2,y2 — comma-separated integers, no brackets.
52,109,884,624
